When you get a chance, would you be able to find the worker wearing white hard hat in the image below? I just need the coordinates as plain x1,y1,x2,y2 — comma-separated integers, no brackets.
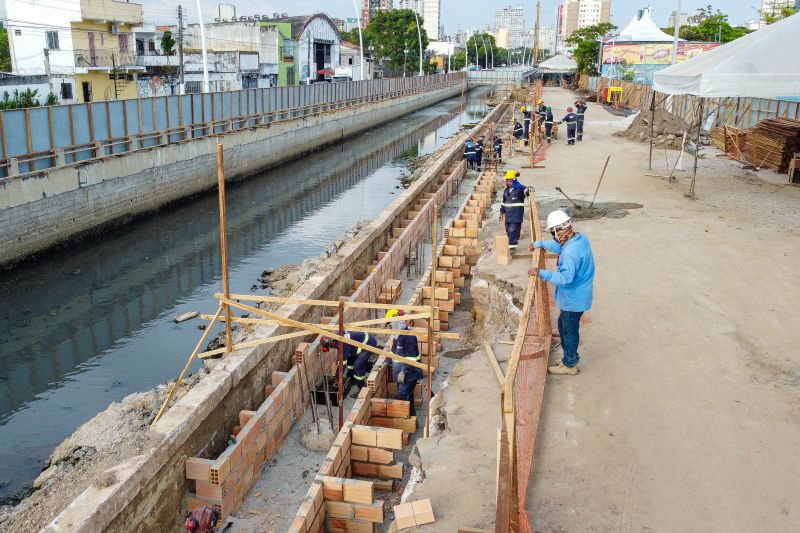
529,210,595,375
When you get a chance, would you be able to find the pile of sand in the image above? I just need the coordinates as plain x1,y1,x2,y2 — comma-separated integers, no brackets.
617,108,695,149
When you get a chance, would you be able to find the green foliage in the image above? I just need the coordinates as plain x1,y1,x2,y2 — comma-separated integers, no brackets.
661,5,752,43
45,92,58,106
465,33,498,69
0,88,42,109
565,22,617,75
160,30,176,56
340,29,360,45
0,28,11,72
362,9,429,72
451,51,466,71
761,6,797,24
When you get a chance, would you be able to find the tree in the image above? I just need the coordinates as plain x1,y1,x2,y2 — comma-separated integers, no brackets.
662,6,751,43
565,22,616,75
160,30,176,56
465,33,499,69
0,28,11,72
363,9,429,73
761,5,797,24
45,92,58,106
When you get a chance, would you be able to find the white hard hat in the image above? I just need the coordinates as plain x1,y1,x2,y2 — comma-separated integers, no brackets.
545,210,571,230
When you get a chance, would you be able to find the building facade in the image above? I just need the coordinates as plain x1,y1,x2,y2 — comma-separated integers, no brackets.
668,11,689,28
361,0,391,28
495,5,525,50
558,0,611,44
399,0,442,42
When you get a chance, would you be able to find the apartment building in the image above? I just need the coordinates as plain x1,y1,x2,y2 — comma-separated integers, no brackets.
495,5,524,49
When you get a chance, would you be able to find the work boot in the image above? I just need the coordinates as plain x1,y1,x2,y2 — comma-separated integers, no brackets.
350,386,364,398
548,361,579,375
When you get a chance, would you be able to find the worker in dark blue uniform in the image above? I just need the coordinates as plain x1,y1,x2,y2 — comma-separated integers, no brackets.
537,99,547,128
575,100,587,141
544,107,554,144
499,169,532,253
522,106,532,145
321,331,378,397
464,139,478,170
493,135,503,164
475,136,485,170
386,309,422,416
559,107,578,145
513,120,524,139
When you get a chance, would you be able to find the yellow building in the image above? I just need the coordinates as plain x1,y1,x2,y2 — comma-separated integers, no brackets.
72,0,144,102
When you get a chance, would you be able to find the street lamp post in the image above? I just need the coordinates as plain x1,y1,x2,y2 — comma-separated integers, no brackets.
404,48,409,77
413,0,424,76
352,0,365,81
367,44,374,79
195,0,209,92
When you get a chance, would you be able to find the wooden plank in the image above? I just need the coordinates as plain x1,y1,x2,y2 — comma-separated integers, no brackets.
483,342,504,386
217,292,428,313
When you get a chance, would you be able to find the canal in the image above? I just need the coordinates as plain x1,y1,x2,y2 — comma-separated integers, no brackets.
0,88,491,498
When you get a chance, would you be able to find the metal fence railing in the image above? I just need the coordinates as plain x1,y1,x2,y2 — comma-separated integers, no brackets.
0,72,466,179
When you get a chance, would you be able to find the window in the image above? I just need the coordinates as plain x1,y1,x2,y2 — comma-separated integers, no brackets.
14,29,21,36
60,82,72,100
348,57,353,65
46,31,59,49
118,34,129,53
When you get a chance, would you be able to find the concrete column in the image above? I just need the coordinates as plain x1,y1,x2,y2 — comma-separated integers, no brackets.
9,158,20,176
55,148,66,167
128,136,139,151
94,141,105,159
159,133,168,146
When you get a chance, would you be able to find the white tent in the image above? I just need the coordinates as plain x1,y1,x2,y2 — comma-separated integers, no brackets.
537,55,577,73
653,13,800,97
616,9,680,43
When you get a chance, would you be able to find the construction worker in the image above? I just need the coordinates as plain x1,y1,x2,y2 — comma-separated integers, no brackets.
559,107,578,145
575,100,588,141
464,138,477,170
528,210,595,375
513,120,524,139
386,309,422,415
492,135,503,163
537,99,547,127
544,107,554,144
475,136,485,170
500,170,531,253
320,332,378,396
521,106,532,144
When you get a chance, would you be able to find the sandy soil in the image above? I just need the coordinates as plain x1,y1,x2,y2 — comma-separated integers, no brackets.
514,87,800,532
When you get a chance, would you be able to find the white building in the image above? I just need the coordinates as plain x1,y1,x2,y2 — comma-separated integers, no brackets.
0,0,78,101
495,5,524,50
400,0,442,42
668,11,689,27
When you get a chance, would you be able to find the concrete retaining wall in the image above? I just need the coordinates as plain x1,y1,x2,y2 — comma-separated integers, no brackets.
42,112,480,532
0,82,462,268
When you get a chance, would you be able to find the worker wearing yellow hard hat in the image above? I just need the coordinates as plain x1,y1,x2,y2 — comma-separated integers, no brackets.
500,169,532,254
385,309,421,415
522,105,533,145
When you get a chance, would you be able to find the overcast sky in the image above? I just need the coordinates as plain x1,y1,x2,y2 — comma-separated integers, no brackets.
141,1,760,32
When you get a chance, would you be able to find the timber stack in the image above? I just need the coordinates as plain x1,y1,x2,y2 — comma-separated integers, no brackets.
745,118,800,172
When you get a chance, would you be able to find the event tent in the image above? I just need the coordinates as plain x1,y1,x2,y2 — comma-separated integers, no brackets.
615,9,681,42
537,55,577,73
652,13,800,97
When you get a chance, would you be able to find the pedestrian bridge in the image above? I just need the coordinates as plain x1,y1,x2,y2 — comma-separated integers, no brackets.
467,67,537,87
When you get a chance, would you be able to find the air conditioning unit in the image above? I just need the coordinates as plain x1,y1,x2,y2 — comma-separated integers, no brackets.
111,25,123,34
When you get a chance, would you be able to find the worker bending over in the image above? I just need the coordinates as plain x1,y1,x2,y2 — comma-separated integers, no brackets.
464,138,478,170
575,100,588,141
321,332,378,396
500,170,531,253
513,120,524,139
559,107,578,145
386,309,422,416
529,210,595,375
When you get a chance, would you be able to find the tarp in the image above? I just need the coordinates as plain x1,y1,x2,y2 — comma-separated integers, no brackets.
537,54,577,72
653,13,800,97
616,9,680,42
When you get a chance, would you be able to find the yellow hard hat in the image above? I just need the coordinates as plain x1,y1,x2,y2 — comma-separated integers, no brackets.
520,106,526,112
385,309,403,319
537,99,543,104
505,170,517,180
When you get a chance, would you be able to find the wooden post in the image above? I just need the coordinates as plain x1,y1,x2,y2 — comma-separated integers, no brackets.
216,144,232,352
426,205,438,438
528,131,535,168
338,301,345,430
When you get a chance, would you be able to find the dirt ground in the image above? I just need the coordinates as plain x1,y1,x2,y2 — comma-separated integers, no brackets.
511,87,800,532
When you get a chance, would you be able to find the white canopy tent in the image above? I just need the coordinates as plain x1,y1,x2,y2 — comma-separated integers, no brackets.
537,54,577,73
616,9,680,43
653,13,800,97
649,14,800,197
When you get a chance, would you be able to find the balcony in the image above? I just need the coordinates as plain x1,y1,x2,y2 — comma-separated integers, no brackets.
135,52,178,68
74,49,144,72
80,0,143,24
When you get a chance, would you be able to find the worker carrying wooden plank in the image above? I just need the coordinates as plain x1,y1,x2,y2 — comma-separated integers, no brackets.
529,210,596,375
500,170,532,254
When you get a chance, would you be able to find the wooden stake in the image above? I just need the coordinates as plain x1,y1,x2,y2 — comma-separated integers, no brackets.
483,342,504,385
426,205,438,438
338,301,345,430
216,144,232,353
153,306,223,424
589,156,611,209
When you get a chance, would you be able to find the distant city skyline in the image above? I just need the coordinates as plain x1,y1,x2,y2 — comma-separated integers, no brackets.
140,1,768,37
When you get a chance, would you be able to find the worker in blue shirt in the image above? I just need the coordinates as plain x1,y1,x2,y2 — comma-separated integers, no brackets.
521,106,532,145
321,332,378,396
464,139,477,170
575,100,588,141
529,210,595,375
475,136,485,170
492,135,503,164
386,309,422,416
500,169,531,253
537,99,547,127
544,107,555,144
559,107,579,145
513,120,524,139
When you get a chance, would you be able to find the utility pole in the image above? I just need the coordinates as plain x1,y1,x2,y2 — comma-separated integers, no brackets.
532,1,541,66
112,53,119,99
43,48,53,97
178,5,185,93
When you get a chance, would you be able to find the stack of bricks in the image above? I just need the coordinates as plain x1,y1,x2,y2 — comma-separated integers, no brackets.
393,499,436,529
368,398,416,433
350,424,405,481
185,363,307,518
377,279,402,304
